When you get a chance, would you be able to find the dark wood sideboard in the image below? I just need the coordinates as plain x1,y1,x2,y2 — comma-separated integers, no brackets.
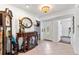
16,32,38,53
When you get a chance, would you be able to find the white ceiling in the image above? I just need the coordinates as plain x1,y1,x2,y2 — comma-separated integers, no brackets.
12,4,75,20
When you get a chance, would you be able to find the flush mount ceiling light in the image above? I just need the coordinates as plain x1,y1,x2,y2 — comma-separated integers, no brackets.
39,4,52,14
42,6,49,13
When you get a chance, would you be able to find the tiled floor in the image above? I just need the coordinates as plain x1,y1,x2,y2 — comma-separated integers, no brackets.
19,40,75,55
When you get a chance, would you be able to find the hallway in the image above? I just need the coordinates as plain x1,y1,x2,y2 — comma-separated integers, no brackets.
19,41,75,55
0,4,79,55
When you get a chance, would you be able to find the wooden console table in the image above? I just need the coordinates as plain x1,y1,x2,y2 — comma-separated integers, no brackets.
16,32,38,53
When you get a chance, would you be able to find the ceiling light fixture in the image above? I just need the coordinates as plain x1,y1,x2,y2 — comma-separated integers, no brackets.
41,6,49,13
39,4,52,14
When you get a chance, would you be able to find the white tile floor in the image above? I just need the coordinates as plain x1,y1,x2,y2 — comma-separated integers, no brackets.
19,40,75,55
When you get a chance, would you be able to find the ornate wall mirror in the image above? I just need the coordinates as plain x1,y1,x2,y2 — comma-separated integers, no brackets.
20,17,33,28
19,17,33,32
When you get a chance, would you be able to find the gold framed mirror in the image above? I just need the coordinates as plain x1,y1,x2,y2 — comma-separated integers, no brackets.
20,17,33,28
19,17,33,33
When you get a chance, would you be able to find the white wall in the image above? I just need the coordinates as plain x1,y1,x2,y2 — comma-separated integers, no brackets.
40,8,75,42
60,18,72,36
71,5,79,54
0,4,39,37
41,20,59,42
41,20,51,40
52,20,59,42
58,21,62,41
